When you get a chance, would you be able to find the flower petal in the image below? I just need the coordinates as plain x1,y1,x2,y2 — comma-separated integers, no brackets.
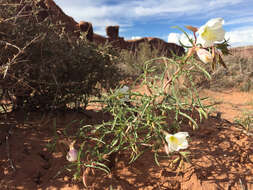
165,134,171,142
206,18,224,29
66,148,78,162
174,132,189,139
178,140,189,150
118,85,130,102
168,142,178,152
212,28,225,42
196,48,213,64
197,36,213,48
197,18,225,47
119,86,129,93
165,132,189,153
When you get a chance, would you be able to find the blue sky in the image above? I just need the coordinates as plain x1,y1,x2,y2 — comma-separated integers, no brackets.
54,0,253,47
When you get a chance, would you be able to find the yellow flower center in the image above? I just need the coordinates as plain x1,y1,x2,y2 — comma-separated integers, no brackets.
201,26,216,41
205,55,212,62
169,136,179,145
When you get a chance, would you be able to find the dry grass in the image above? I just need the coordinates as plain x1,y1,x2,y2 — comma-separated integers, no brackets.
193,47,253,91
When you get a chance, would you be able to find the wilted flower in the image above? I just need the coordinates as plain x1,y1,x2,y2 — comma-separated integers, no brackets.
66,141,78,162
196,48,213,64
197,18,225,47
185,25,198,33
165,132,189,153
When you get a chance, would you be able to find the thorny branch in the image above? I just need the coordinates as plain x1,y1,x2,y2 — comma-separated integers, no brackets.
0,34,43,78
0,14,31,23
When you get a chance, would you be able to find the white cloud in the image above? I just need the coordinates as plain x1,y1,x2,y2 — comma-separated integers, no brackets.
133,2,199,17
208,0,243,7
53,0,253,47
167,33,193,46
167,33,181,44
225,16,253,25
54,0,245,20
54,0,247,34
226,27,253,47
131,36,142,40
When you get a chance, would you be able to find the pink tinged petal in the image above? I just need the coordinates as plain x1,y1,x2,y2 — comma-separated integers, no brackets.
66,148,78,162
197,48,213,64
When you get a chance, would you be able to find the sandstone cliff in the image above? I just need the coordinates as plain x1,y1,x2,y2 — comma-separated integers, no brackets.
35,0,185,56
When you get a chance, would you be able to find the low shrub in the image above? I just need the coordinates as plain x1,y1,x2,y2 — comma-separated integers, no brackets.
0,0,124,111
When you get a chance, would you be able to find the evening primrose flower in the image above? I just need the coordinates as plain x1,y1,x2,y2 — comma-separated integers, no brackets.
165,132,189,153
197,18,225,47
66,141,78,162
196,48,213,64
119,85,129,93
118,85,129,102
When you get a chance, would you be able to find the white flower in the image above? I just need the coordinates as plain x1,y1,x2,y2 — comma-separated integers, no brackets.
196,48,213,64
118,85,129,102
165,132,189,153
119,85,129,93
197,18,225,47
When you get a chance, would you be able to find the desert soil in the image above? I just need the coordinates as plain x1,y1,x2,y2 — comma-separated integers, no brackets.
200,89,253,122
1,89,253,190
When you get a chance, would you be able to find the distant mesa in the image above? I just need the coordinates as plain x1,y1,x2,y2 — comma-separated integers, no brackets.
230,46,253,59
35,0,185,57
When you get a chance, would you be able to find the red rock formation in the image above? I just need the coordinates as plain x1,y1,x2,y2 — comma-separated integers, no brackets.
36,0,185,56
106,26,119,40
230,46,253,58
79,21,93,41
42,0,79,33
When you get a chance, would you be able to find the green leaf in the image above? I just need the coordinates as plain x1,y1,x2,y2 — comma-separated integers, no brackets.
192,62,211,80
84,162,110,174
179,111,198,129
154,152,160,166
171,26,194,46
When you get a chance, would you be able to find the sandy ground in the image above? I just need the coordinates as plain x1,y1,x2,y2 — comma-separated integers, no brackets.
1,89,253,190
